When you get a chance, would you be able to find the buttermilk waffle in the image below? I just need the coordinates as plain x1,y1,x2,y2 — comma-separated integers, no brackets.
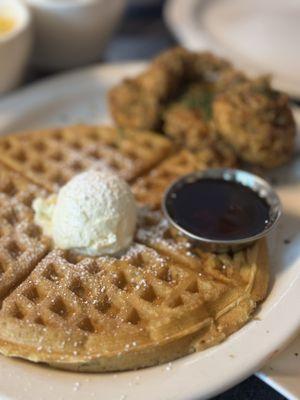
0,125,173,191
0,125,269,371
0,165,50,304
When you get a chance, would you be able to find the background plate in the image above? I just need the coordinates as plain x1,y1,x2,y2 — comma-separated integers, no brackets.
165,0,300,99
258,334,300,400
0,63,299,400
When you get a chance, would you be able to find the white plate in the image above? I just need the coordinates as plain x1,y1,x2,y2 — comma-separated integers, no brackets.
165,0,300,98
0,63,299,400
258,334,300,400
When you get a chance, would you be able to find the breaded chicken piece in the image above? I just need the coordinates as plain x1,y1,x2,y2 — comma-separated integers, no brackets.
213,77,296,168
163,103,211,148
163,103,237,165
162,79,239,167
189,51,233,82
162,82,215,147
109,47,233,131
109,79,161,130
109,47,296,169
109,47,191,130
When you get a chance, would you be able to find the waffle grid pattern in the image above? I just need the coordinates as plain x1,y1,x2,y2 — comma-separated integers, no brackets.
0,125,268,371
0,245,210,340
0,125,173,191
132,147,236,208
0,165,50,304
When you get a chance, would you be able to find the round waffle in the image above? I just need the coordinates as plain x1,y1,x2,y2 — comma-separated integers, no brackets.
0,125,269,371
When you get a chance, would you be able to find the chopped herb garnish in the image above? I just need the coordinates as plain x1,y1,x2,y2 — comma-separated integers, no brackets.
179,86,215,120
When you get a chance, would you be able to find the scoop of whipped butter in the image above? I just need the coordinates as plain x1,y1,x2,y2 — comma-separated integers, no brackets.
33,170,137,256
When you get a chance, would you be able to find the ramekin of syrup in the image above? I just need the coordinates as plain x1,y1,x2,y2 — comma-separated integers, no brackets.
162,169,282,253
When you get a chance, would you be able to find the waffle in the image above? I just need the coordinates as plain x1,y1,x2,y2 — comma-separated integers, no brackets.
0,124,269,372
0,165,50,304
0,208,268,371
0,125,173,191
132,147,236,209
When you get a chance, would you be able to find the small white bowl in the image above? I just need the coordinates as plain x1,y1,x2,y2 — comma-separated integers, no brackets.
24,0,127,70
0,0,32,95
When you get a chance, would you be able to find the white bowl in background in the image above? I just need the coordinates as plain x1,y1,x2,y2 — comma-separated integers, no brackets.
24,0,127,70
0,0,32,95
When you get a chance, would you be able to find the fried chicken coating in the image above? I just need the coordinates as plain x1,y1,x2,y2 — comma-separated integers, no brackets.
163,103,211,148
109,79,161,130
163,103,237,166
213,77,296,168
109,47,296,168
162,82,216,146
109,47,192,130
162,79,238,168
188,51,233,82
109,47,233,131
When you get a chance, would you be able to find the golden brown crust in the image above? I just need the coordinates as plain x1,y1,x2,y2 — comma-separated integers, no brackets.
0,125,174,191
109,48,233,136
132,147,237,209
0,165,50,305
213,77,296,168
163,103,212,148
0,234,268,372
109,47,296,168
109,79,162,130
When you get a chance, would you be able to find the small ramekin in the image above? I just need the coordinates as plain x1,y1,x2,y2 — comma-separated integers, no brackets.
0,0,32,95
162,168,282,253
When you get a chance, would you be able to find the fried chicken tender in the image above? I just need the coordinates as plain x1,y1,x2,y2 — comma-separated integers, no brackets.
108,79,161,130
189,51,233,82
109,47,233,131
161,78,238,167
163,103,210,148
109,47,191,130
162,82,215,146
163,104,237,166
109,47,296,168
213,77,296,168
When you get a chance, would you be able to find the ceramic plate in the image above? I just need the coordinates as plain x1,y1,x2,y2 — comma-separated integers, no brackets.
258,334,300,400
165,0,300,98
0,63,299,400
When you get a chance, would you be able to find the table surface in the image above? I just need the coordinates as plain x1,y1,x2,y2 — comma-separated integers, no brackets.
21,1,287,399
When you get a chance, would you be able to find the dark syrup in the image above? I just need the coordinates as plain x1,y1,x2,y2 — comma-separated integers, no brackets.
166,178,270,241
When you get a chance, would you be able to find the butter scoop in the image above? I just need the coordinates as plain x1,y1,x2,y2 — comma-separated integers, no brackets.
33,170,137,256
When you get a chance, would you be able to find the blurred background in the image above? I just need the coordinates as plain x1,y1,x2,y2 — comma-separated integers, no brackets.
0,0,298,398
0,0,299,98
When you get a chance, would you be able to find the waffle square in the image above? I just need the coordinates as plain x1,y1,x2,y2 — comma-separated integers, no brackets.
0,125,174,191
0,164,51,304
0,210,268,371
132,147,235,209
